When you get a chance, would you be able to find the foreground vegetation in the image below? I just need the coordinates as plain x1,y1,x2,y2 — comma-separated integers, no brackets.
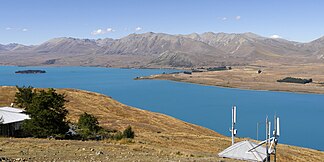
12,86,134,140
0,86,323,161
15,86,69,137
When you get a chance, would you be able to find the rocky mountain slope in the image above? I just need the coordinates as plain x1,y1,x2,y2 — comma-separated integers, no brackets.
0,32,323,67
303,36,324,59
0,43,31,52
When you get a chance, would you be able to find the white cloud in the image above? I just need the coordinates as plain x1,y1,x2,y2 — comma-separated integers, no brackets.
92,29,104,35
135,27,142,31
106,28,114,32
91,28,115,35
235,16,241,20
4,27,29,32
222,17,227,21
270,35,282,39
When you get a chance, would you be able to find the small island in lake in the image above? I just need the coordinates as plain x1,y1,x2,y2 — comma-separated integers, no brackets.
15,70,46,74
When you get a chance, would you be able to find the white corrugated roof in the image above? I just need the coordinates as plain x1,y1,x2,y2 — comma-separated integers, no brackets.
0,107,24,113
0,107,30,124
218,140,268,162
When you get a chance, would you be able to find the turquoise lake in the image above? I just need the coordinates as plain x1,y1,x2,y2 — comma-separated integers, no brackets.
0,66,323,151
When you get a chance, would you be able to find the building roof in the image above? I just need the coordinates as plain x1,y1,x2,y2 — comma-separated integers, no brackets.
0,107,24,113
0,107,30,124
218,140,268,162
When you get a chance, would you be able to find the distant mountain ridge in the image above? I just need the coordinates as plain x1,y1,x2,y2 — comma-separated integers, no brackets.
0,32,323,67
0,43,31,51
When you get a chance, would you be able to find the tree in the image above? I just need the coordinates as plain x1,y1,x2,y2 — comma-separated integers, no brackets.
78,112,101,133
15,87,69,137
14,86,34,108
123,126,135,139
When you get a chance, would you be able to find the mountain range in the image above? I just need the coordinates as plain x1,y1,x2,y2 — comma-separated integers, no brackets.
0,32,323,68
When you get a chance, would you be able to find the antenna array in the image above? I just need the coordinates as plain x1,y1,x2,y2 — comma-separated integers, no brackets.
225,106,281,161
230,106,237,145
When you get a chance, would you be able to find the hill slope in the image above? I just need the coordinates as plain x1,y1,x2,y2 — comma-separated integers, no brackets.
0,86,323,161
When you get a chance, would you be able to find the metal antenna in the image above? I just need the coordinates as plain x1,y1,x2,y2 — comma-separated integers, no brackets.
256,122,259,141
256,121,264,141
253,115,280,162
274,115,277,162
230,105,237,145
273,115,280,162
265,116,270,162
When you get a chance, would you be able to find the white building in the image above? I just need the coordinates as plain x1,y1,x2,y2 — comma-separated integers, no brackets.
0,107,30,136
218,140,269,162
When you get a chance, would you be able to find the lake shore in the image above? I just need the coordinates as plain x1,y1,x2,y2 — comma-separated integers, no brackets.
0,86,323,161
138,62,324,94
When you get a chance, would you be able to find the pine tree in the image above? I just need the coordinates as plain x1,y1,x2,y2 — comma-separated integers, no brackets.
15,87,69,137
14,86,34,108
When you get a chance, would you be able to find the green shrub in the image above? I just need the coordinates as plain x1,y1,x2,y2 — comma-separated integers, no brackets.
123,126,135,139
112,131,124,140
109,126,135,140
78,112,101,133
76,112,102,139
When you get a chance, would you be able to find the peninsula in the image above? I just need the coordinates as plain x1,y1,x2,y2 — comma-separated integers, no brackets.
138,62,324,94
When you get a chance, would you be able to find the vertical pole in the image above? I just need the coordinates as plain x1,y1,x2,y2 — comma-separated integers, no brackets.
256,122,259,141
231,106,235,145
266,116,269,162
274,115,277,162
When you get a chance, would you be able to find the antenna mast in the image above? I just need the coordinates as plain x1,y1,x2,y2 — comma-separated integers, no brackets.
265,116,270,162
273,115,280,162
230,106,237,145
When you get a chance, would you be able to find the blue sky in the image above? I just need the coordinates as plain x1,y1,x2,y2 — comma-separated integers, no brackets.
1,0,324,45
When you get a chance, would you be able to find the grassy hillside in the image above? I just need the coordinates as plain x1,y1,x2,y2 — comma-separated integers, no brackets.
0,86,323,161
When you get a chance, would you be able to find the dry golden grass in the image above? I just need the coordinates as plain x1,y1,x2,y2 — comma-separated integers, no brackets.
143,62,324,94
0,86,323,161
